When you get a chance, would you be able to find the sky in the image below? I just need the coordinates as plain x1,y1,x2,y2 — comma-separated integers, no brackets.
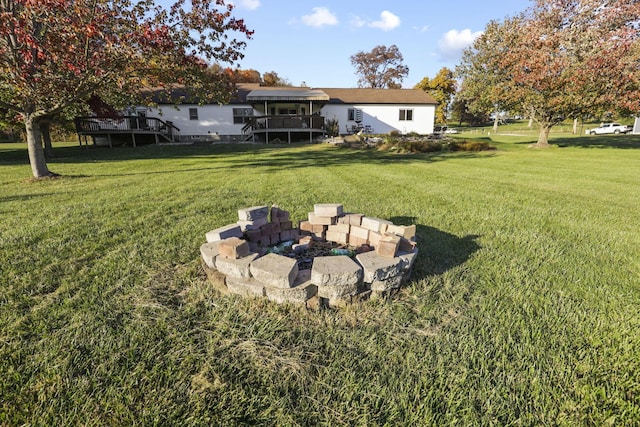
167,0,534,88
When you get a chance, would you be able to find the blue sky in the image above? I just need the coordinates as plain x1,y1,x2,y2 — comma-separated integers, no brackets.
172,0,533,88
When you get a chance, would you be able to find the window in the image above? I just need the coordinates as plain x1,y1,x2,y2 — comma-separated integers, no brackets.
233,108,253,124
348,108,363,122
189,108,199,120
399,109,413,121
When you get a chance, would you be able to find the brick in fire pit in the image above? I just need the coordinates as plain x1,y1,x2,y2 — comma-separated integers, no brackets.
250,253,299,289
308,212,336,225
376,234,401,258
218,237,251,259
238,206,269,221
314,203,344,217
361,217,393,234
270,205,290,222
237,216,268,232
206,224,243,242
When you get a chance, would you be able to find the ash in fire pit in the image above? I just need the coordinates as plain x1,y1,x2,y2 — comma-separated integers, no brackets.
200,204,418,307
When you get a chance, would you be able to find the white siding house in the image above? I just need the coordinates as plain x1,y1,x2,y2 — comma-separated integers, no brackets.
75,83,437,145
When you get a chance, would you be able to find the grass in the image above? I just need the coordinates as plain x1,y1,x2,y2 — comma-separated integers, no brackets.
1,135,640,425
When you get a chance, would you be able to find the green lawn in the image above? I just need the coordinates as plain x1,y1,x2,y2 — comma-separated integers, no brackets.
1,136,639,426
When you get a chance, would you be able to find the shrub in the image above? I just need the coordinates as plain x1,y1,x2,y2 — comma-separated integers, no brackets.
448,140,495,151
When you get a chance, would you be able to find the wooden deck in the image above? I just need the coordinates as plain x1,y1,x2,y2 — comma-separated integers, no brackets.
243,115,326,143
75,116,181,147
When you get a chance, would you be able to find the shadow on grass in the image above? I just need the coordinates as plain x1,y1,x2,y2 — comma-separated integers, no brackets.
1,142,496,175
391,216,481,281
553,134,640,149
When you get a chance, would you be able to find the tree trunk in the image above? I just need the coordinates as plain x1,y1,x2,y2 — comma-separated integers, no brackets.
493,114,499,133
534,124,552,148
25,116,53,178
572,118,578,135
528,117,533,128
41,121,54,159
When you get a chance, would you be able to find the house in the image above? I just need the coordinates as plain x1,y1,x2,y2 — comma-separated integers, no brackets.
75,83,437,146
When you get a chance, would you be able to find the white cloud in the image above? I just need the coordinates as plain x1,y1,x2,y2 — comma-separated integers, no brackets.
438,28,483,59
301,7,339,28
350,16,366,29
369,10,401,31
229,0,261,10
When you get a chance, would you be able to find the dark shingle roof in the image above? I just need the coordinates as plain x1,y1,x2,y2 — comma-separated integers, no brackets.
235,83,437,105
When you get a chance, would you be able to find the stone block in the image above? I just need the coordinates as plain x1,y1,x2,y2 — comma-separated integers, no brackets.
369,274,404,292
349,225,369,241
328,223,350,234
237,216,268,232
360,217,393,234
311,255,363,288
399,237,417,253
280,220,293,231
311,224,327,233
271,222,282,234
348,236,369,247
261,222,275,235
238,206,269,221
218,237,251,259
356,251,404,283
264,270,317,304
270,233,281,244
308,212,336,225
250,253,299,289
265,283,317,304
215,253,258,278
403,225,417,241
280,229,294,241
299,220,313,232
206,224,243,242
314,203,344,217
245,229,262,242
270,205,290,222
326,230,349,245
347,214,364,226
398,247,419,272
226,276,265,298
200,241,221,269
376,234,401,258
368,231,382,247
316,282,359,299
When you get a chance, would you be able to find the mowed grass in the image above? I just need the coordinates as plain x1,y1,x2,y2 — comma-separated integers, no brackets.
1,135,639,426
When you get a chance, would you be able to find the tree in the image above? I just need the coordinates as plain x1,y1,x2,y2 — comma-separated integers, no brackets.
456,0,640,147
0,0,252,178
350,45,409,89
456,19,521,133
415,67,457,124
262,71,291,87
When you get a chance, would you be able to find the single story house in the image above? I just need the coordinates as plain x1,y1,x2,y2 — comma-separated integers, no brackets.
75,83,437,145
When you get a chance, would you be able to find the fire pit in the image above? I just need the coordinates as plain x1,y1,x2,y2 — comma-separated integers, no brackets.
200,204,418,307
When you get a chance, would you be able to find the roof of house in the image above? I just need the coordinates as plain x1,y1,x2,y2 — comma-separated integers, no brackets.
145,83,438,106
235,83,437,105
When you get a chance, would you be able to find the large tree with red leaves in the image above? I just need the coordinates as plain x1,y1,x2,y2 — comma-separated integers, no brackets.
0,0,252,177
457,0,640,147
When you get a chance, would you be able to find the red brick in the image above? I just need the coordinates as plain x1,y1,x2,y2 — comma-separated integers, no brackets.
246,229,262,242
218,237,250,259
299,220,313,232
326,230,349,245
308,212,336,225
376,238,399,258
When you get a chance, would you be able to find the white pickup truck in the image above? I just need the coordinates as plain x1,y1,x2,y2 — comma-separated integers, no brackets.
586,123,632,135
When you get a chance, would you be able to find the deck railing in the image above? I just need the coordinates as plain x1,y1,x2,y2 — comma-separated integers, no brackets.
245,115,325,132
75,116,180,142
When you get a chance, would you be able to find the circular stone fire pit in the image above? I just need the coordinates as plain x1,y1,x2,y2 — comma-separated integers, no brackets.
200,204,418,307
